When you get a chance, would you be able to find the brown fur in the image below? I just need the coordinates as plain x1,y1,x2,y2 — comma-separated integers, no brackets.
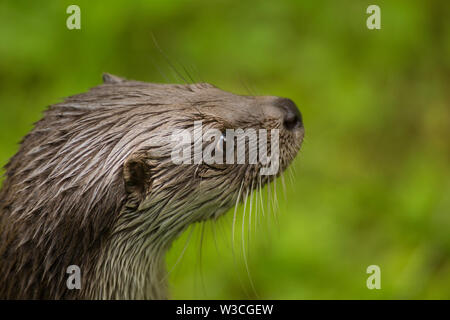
0,74,304,299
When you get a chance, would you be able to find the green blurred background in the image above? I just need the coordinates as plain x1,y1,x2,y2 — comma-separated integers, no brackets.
1,0,449,299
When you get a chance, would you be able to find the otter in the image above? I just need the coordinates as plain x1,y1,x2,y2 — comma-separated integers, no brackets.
0,73,304,299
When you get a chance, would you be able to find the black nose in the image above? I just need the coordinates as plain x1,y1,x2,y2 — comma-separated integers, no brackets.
275,98,303,130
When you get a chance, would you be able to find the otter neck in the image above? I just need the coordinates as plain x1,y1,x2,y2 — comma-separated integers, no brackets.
88,184,232,299
89,205,192,299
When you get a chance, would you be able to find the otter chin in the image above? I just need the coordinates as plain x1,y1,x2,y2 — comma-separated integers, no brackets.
0,73,304,299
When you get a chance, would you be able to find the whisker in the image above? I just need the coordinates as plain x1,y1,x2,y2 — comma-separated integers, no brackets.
181,63,196,84
280,173,287,201
242,188,249,249
151,33,189,84
241,188,258,297
287,166,295,187
238,73,255,96
248,179,254,248
148,54,170,83
211,220,220,257
269,179,275,221
272,178,280,229
267,179,272,219
162,225,194,283
230,179,249,297
273,177,279,212
254,179,259,235
258,175,268,237
198,222,207,297
232,180,244,251
190,63,205,84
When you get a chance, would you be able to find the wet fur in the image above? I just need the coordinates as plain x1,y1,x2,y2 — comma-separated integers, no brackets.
0,74,303,299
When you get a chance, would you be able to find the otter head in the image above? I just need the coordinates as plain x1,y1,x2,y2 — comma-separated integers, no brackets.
0,73,304,299
111,74,304,233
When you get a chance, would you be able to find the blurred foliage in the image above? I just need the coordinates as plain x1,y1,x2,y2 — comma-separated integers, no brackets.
0,0,449,299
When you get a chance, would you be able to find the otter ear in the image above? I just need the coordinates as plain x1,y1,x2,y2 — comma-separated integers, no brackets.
123,153,153,201
102,73,125,84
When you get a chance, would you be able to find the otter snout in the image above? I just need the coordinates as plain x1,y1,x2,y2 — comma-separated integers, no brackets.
274,98,303,131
